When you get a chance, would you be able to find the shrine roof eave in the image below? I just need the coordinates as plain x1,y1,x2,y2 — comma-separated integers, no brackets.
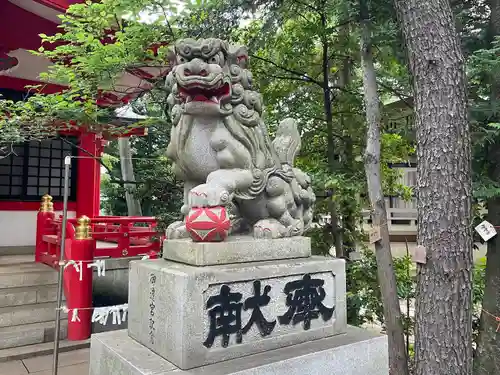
32,0,73,12
0,114,149,144
58,118,149,139
0,76,66,94
1,1,64,52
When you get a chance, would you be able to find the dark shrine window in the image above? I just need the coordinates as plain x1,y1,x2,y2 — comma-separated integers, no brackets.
0,138,78,201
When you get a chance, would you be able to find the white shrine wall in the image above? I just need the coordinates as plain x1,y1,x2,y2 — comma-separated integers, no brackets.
0,210,76,248
0,139,78,249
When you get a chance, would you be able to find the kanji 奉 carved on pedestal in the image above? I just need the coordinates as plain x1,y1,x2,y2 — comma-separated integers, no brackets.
164,38,315,241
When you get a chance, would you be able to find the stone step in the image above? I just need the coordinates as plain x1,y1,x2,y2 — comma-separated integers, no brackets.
0,339,90,363
0,320,68,350
0,284,61,308
0,264,57,289
0,246,36,256
0,261,55,274
0,302,58,328
0,254,36,266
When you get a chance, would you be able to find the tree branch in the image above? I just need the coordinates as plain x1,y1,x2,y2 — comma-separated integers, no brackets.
290,0,321,13
60,137,138,186
326,18,355,33
329,84,361,98
376,81,413,108
159,5,176,38
250,55,323,86
264,74,317,83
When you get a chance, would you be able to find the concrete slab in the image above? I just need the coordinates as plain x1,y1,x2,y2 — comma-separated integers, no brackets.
22,348,89,373
0,302,58,328
0,270,57,289
0,247,35,256
0,360,28,375
163,236,311,266
0,339,89,363
0,285,59,308
0,255,34,266
0,321,68,351
0,263,53,275
89,326,388,375
29,362,89,375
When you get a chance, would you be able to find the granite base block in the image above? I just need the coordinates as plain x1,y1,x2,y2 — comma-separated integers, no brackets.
128,257,346,370
89,326,388,375
163,236,311,266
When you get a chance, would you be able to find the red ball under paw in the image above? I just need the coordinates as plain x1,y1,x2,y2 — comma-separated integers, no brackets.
186,206,230,242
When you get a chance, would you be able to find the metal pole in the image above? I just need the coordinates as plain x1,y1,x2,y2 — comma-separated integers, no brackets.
52,156,71,375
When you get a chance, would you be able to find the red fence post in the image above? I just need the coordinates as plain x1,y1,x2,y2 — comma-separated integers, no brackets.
64,216,95,341
35,194,55,262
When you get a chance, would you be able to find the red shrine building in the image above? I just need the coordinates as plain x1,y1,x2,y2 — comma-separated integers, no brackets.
0,0,165,343
0,0,161,249
0,0,96,248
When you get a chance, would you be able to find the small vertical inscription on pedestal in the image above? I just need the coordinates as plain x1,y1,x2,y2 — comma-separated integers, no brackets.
203,273,335,348
148,273,157,345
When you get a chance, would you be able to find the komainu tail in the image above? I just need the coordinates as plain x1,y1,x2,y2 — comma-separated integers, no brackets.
272,118,301,166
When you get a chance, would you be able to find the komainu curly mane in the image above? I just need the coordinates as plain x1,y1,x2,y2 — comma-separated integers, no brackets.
164,38,315,239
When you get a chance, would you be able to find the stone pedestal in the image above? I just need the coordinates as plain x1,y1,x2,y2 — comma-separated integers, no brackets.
128,256,346,369
90,326,388,375
163,236,311,266
89,236,388,374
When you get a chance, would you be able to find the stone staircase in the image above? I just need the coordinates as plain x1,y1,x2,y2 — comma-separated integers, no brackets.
0,253,89,362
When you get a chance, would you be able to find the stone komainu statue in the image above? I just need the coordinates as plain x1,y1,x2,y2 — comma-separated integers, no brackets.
165,38,315,239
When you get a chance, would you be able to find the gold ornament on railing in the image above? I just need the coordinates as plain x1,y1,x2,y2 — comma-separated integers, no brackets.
75,216,92,240
40,194,54,212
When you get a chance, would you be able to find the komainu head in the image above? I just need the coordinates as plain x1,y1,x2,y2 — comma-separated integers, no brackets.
165,38,263,127
165,38,279,174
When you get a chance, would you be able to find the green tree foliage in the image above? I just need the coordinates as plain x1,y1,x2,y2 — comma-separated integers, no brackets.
0,0,187,221
0,0,177,144
346,250,414,329
100,125,183,228
224,0,415,254
469,37,500,200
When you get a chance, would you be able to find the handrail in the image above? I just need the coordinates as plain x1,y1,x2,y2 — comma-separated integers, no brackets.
35,195,163,342
38,214,162,262
91,216,158,223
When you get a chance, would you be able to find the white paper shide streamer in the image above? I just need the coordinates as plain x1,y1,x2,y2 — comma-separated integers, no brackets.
62,304,128,325
87,259,106,277
64,260,83,281
92,304,128,325
63,259,106,280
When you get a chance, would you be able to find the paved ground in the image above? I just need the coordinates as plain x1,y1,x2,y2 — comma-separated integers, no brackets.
0,348,89,375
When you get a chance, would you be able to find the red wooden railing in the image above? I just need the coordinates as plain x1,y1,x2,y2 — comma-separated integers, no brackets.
91,216,161,258
35,195,163,340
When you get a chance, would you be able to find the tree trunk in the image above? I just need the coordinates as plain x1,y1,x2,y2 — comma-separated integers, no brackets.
393,1,474,375
360,3,409,374
320,10,343,258
474,2,500,373
343,137,357,255
118,137,143,216
338,17,357,256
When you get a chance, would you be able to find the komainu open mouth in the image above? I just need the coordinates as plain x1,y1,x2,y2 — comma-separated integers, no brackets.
179,82,231,104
